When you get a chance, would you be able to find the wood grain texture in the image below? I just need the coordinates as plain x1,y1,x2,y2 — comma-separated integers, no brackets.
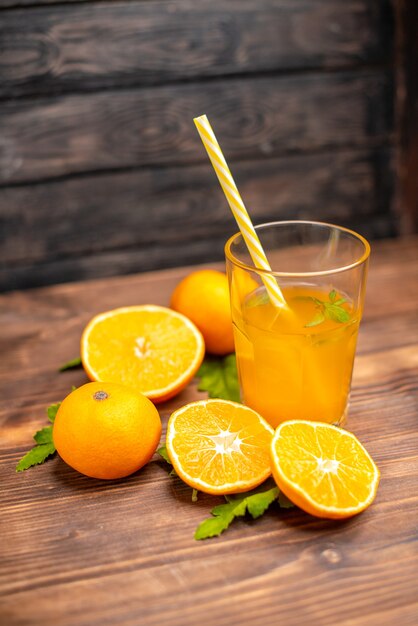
0,236,418,626
0,0,394,98
0,214,395,293
0,0,83,6
0,148,395,273
394,0,418,233
0,71,393,185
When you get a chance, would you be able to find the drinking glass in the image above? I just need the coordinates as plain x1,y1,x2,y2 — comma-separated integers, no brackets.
225,221,370,428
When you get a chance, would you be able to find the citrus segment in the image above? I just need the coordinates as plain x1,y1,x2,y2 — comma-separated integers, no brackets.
270,420,380,519
53,382,162,479
166,399,274,494
81,305,205,403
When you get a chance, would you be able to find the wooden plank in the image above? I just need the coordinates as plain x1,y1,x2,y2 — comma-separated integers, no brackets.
0,562,417,626
357,310,418,355
394,0,418,233
0,236,417,626
0,0,393,95
0,214,395,293
0,148,394,264
0,0,84,5
0,149,396,291
0,71,394,185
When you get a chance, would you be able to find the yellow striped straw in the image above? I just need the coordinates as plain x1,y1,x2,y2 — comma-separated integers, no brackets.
194,114,287,308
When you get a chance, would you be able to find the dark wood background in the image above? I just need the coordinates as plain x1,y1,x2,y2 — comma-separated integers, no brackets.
0,0,415,291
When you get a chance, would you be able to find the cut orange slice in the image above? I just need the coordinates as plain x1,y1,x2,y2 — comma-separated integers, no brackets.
270,420,380,519
166,399,274,494
81,306,205,403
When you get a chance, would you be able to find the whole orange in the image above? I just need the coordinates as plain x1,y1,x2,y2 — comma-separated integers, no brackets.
170,270,234,355
53,382,162,479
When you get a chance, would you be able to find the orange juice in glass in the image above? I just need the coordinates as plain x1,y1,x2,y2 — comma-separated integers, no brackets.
225,221,370,428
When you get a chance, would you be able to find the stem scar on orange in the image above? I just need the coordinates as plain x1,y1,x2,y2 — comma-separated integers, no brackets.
270,420,380,519
53,382,162,479
166,399,274,494
81,305,205,403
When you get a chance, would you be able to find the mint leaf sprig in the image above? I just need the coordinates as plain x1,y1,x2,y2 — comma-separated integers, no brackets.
16,403,60,472
195,486,279,539
157,445,198,499
197,354,240,402
157,444,171,465
16,387,76,472
195,481,294,540
157,444,177,476
305,289,351,328
59,356,82,371
157,447,295,540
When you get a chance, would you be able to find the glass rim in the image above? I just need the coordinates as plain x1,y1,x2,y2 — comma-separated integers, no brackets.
224,220,371,278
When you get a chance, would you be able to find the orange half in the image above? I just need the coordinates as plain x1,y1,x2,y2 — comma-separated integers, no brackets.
270,420,380,519
166,399,274,494
81,305,205,403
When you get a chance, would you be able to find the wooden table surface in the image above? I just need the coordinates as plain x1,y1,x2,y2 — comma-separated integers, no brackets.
1,236,418,626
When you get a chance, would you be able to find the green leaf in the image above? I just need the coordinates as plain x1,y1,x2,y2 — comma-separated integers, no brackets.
305,311,325,328
33,426,53,444
329,289,337,303
157,445,178,476
16,442,56,472
305,289,351,328
213,499,247,517
197,354,240,402
157,445,171,464
59,356,82,371
195,485,279,540
194,511,234,540
195,501,236,540
47,402,61,423
225,486,279,519
246,291,270,308
17,387,77,472
245,487,279,518
325,305,350,324
277,491,295,509
293,296,314,303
